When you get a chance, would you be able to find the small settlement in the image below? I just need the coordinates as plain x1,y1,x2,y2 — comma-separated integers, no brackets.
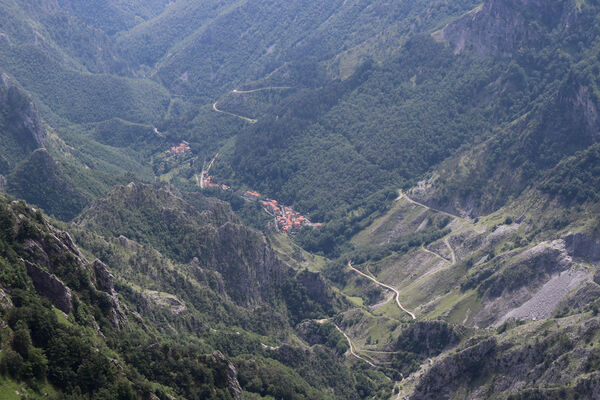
165,148,318,234
200,170,230,190
255,195,320,233
167,141,191,156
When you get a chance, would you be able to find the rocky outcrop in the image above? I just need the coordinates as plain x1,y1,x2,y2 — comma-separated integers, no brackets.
564,232,600,265
7,198,128,328
474,239,576,326
0,174,6,192
79,182,290,307
296,270,333,306
77,182,334,319
411,338,497,399
0,287,13,312
22,238,52,268
394,321,461,356
117,235,140,252
93,259,115,292
575,372,600,398
483,239,572,299
211,222,286,306
92,259,126,328
143,290,186,315
0,73,47,151
442,0,564,57
211,351,242,400
555,281,600,313
412,317,600,399
25,260,72,314
190,257,227,296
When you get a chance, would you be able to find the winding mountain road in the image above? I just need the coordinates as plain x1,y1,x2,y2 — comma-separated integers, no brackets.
421,238,456,266
348,262,416,319
232,86,292,94
334,324,378,367
398,191,463,221
421,245,451,264
444,237,456,264
317,318,378,367
212,86,292,123
212,100,258,123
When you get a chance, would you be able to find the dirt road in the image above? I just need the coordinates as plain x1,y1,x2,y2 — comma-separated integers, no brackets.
348,262,416,319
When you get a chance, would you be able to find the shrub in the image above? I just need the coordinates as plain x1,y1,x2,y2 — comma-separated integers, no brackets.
0,350,25,379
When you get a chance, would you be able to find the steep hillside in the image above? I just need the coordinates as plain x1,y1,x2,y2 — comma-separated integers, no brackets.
0,73,46,173
7,149,88,220
1,0,600,399
0,190,393,399
413,0,600,217
0,1,171,124
324,185,600,397
76,182,345,316
120,0,479,99
0,74,135,220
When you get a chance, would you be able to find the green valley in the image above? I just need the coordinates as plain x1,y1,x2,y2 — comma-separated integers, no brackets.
0,0,599,399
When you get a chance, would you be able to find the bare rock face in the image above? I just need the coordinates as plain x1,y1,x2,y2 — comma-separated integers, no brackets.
394,321,461,357
93,259,115,292
442,0,564,57
56,231,86,261
564,232,600,265
474,239,577,327
25,260,72,314
210,222,286,306
0,287,13,312
296,270,331,305
211,351,242,400
78,182,286,307
412,338,497,400
0,174,6,192
92,259,126,328
143,290,186,315
117,235,140,252
22,238,51,268
575,373,600,399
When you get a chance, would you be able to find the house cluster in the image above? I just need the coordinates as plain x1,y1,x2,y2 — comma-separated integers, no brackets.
202,172,230,190
237,192,321,234
167,141,191,156
243,190,261,201
204,176,229,190
261,198,316,233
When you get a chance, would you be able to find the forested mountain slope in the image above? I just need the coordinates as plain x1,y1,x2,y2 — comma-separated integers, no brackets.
0,0,599,398
412,0,600,218
120,0,480,99
0,186,396,398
